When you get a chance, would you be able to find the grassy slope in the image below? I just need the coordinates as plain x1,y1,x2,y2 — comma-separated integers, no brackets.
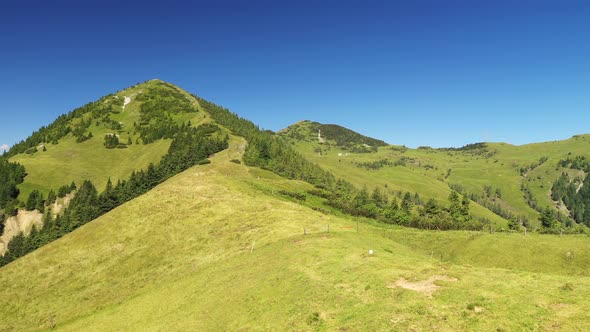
9,80,210,199
289,139,509,227
282,121,590,228
1,138,590,331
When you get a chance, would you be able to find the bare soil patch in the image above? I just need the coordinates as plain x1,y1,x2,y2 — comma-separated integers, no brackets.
0,210,43,254
389,275,458,297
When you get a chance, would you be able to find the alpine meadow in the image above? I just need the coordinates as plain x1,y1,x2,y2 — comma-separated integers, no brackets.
1,80,590,331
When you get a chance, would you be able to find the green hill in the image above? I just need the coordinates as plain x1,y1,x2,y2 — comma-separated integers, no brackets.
8,79,208,199
279,120,388,153
2,81,590,330
2,142,590,331
279,121,590,229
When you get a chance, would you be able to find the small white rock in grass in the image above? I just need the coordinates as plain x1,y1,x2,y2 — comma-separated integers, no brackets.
369,250,374,255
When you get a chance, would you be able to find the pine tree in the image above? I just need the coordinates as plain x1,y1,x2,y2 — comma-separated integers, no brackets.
46,189,57,205
423,198,439,215
448,191,460,212
26,190,41,211
508,217,520,230
389,197,399,211
35,192,45,213
401,192,413,212
540,207,556,228
353,187,370,215
460,196,471,220
371,187,387,208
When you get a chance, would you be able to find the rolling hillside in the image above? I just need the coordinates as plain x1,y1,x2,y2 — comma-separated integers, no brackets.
279,120,590,229
2,139,590,331
1,80,590,330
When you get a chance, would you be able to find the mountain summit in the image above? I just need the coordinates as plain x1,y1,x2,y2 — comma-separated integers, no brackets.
279,120,388,153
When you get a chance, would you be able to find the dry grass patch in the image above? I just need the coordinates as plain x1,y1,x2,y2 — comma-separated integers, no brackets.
390,275,458,297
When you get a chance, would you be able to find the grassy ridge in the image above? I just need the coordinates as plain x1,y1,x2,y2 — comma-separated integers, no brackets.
1,139,590,331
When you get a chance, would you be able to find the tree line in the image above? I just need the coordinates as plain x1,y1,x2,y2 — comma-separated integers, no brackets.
0,158,26,218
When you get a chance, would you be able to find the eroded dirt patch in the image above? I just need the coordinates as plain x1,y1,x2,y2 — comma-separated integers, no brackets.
389,275,458,297
0,210,43,254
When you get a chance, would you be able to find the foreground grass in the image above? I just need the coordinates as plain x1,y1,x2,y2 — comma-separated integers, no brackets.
1,141,590,331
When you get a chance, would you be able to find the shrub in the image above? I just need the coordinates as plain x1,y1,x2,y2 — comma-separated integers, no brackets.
278,190,306,201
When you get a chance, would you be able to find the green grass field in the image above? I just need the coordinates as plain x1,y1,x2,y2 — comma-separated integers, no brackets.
281,121,590,228
2,138,590,331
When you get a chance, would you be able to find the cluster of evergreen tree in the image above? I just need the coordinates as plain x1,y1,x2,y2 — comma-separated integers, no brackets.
437,143,496,157
72,118,93,143
157,123,228,177
135,117,179,144
25,190,45,213
551,169,590,227
437,142,487,152
100,117,123,131
0,158,26,216
557,155,588,170
354,158,392,170
0,123,228,267
322,185,480,230
57,182,77,198
135,83,197,144
104,134,121,149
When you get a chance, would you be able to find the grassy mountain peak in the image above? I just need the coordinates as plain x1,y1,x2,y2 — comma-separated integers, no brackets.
279,120,388,153
7,80,209,199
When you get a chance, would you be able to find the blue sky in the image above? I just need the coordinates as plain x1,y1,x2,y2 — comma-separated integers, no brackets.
1,0,589,151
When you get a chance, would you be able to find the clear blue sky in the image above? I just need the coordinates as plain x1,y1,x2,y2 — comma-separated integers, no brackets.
1,0,589,151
